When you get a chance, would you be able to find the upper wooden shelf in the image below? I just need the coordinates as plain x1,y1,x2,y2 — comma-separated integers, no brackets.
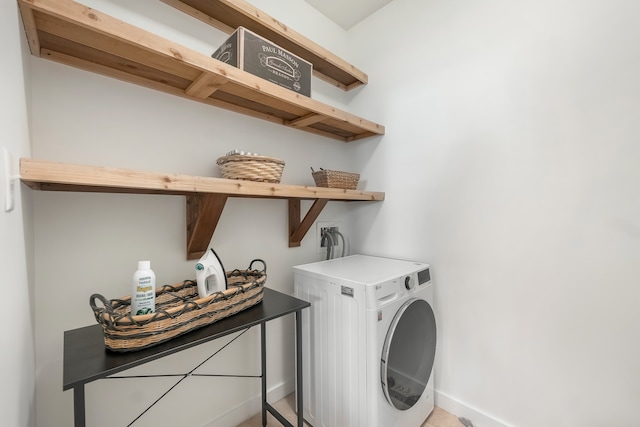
18,0,385,142
161,0,368,91
20,158,384,258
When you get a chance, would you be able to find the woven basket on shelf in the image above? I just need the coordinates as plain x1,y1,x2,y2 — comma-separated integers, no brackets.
90,260,267,352
312,169,360,190
217,155,285,183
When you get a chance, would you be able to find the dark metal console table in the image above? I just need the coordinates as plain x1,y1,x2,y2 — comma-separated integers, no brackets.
63,287,310,426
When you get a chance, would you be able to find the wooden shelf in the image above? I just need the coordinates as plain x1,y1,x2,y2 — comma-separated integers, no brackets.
161,0,368,91
18,0,385,142
20,158,384,259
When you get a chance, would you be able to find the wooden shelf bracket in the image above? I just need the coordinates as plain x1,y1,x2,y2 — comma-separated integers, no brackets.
186,193,228,259
188,196,331,256
288,198,329,248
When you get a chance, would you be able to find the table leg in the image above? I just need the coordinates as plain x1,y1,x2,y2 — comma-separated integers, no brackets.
73,384,86,427
261,322,267,427
296,309,303,427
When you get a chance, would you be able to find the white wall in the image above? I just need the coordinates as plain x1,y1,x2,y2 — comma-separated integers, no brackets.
348,0,640,426
29,0,640,425
29,1,366,426
0,0,35,426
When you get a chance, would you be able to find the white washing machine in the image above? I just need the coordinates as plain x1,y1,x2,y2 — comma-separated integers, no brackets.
293,255,436,427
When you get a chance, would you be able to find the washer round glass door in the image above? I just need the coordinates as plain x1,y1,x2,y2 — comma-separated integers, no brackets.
381,298,436,410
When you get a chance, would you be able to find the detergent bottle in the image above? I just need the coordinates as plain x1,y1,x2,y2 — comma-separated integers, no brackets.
195,249,227,298
131,260,156,315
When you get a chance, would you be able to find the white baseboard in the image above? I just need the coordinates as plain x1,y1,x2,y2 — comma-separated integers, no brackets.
202,382,510,427
435,389,511,427
202,379,294,427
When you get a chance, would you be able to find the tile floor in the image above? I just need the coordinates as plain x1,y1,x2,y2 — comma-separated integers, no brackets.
236,393,464,427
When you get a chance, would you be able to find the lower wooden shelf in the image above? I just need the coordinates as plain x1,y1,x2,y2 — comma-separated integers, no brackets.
20,158,384,258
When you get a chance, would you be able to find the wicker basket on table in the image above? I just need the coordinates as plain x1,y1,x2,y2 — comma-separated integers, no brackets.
217,155,285,183
90,260,267,352
311,168,360,190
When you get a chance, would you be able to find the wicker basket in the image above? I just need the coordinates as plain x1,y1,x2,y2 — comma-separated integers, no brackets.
90,260,267,352
217,155,285,183
312,169,360,190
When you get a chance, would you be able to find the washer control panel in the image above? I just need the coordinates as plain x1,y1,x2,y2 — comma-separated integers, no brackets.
402,267,431,293
371,265,432,307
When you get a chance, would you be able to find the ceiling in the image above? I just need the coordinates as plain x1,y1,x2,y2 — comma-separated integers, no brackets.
303,0,394,30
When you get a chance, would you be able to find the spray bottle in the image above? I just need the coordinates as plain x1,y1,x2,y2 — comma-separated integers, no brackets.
131,260,156,315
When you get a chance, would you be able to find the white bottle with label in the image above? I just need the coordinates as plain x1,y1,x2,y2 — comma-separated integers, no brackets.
131,260,156,316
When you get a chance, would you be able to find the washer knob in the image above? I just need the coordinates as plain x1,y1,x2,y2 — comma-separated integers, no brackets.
404,276,414,290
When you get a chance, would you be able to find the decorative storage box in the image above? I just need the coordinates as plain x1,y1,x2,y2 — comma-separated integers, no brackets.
312,169,360,190
217,154,285,183
90,260,267,352
212,26,312,97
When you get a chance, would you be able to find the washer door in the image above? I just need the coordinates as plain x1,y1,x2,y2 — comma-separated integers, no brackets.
381,298,436,411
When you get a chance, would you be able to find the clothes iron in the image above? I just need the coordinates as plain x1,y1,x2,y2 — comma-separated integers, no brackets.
195,248,228,298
